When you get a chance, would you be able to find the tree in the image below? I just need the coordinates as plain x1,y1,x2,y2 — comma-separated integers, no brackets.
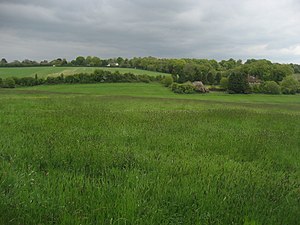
162,76,173,87
0,58,7,65
244,60,272,81
280,76,299,94
116,57,124,65
228,72,250,93
215,72,222,84
207,70,216,85
263,81,281,94
91,57,101,67
85,56,93,66
271,64,293,82
75,56,86,66
220,77,229,90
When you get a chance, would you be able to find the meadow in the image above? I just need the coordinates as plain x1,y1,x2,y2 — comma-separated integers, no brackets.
0,83,299,225
0,67,170,78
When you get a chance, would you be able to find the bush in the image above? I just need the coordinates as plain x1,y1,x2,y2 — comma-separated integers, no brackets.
138,75,150,83
13,76,40,86
171,82,195,94
228,72,250,94
162,76,173,87
262,81,281,94
250,83,262,93
1,77,16,88
220,77,229,90
280,76,299,94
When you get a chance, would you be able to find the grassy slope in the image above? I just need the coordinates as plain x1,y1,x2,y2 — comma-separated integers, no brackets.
19,83,300,104
0,84,299,225
0,67,170,78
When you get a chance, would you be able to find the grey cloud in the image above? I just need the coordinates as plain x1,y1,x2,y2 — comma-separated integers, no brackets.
0,0,300,63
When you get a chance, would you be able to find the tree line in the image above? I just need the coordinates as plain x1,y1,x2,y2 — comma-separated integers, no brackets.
0,57,298,81
0,70,163,88
1,56,299,94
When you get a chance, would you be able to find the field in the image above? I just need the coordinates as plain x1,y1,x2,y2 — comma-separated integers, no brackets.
1,83,300,225
0,67,170,78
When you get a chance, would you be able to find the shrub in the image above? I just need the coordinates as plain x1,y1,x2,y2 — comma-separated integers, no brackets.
1,77,16,88
138,75,150,83
250,83,262,93
280,76,299,94
171,82,195,94
13,77,39,86
262,81,281,94
228,72,250,94
220,77,229,90
162,76,173,87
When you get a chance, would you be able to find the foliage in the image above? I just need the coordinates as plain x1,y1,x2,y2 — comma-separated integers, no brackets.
280,76,300,94
215,72,222,84
228,72,251,94
220,77,229,90
262,81,281,94
1,77,16,88
1,70,163,88
271,64,294,82
171,82,196,94
162,76,174,87
0,56,297,88
250,83,262,93
207,70,216,85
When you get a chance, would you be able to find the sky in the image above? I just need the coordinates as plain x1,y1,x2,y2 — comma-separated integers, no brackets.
0,0,300,63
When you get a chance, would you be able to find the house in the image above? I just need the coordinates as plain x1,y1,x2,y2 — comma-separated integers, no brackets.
106,63,119,67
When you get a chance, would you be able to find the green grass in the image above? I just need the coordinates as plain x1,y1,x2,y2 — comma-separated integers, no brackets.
0,83,300,225
19,83,300,104
0,67,170,78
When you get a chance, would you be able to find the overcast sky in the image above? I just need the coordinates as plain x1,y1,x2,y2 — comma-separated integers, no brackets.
1,0,300,63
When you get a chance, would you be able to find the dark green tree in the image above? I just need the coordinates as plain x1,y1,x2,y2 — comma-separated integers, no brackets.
228,71,250,93
207,70,216,85
215,72,222,84
0,58,7,65
75,56,86,66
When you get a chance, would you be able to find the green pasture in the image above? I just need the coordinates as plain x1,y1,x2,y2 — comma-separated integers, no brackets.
0,83,299,225
19,83,300,104
0,67,170,78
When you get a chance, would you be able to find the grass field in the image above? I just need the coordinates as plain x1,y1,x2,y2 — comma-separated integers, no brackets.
0,67,170,78
1,83,300,225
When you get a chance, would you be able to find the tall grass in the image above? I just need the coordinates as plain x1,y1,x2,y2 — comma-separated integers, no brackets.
0,88,299,225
